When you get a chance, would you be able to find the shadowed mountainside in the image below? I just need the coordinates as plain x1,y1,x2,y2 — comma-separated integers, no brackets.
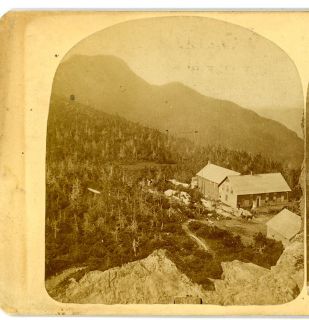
253,107,303,139
52,54,303,167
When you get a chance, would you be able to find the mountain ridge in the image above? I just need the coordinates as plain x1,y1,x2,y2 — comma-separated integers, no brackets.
253,107,303,138
52,54,303,167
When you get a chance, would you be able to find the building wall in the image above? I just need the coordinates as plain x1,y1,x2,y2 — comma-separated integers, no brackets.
218,179,238,207
236,192,289,209
266,226,290,247
199,176,290,208
197,176,219,199
218,179,290,209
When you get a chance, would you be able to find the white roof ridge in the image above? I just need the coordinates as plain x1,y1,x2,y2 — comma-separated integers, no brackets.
225,172,291,195
197,163,240,184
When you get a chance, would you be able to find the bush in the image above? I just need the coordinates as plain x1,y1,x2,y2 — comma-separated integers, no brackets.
251,232,284,268
188,189,203,203
222,234,242,249
189,221,202,231
187,221,284,271
163,223,181,233
180,238,197,251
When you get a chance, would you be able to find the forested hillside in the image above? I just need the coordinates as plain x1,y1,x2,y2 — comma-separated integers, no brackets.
52,54,304,167
46,97,299,287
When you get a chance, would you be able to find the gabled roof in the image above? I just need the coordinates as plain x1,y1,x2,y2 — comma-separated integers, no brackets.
221,173,291,195
196,163,240,184
266,209,301,240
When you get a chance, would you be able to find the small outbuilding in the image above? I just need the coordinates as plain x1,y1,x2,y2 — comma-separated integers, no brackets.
196,162,240,199
266,209,301,246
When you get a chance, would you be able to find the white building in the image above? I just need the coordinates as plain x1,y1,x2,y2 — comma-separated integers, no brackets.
266,209,301,246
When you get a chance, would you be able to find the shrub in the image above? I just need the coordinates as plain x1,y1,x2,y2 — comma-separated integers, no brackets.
189,221,202,231
251,232,284,268
187,221,284,272
163,223,181,233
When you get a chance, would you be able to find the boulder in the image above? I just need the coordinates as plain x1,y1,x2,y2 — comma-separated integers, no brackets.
207,239,303,305
220,260,269,284
271,240,304,290
164,189,176,197
50,250,208,304
168,179,189,188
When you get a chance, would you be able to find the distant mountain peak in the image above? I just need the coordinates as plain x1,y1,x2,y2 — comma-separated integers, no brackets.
52,54,303,167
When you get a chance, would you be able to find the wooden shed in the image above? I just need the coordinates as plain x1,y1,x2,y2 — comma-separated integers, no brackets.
196,162,240,199
266,209,301,246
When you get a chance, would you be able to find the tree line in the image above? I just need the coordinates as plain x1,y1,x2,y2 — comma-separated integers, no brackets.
45,97,301,283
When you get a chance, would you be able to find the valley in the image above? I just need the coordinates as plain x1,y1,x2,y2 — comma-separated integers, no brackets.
45,97,303,304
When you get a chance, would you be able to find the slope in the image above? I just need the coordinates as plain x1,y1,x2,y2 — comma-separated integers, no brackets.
52,54,304,167
46,98,294,289
254,107,303,138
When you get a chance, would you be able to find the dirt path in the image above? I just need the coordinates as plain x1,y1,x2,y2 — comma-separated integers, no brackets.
182,219,212,253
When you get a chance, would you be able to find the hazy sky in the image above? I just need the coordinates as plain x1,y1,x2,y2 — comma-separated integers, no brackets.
64,16,303,110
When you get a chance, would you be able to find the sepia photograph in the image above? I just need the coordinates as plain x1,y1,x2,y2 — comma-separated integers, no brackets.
44,16,304,305
307,82,309,294
2,10,309,315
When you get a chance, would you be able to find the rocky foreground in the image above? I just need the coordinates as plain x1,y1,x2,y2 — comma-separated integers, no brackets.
206,238,303,305
47,249,207,304
47,237,303,305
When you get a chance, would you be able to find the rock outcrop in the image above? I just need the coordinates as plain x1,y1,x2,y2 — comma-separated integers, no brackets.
205,239,304,305
47,239,303,305
49,249,208,304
